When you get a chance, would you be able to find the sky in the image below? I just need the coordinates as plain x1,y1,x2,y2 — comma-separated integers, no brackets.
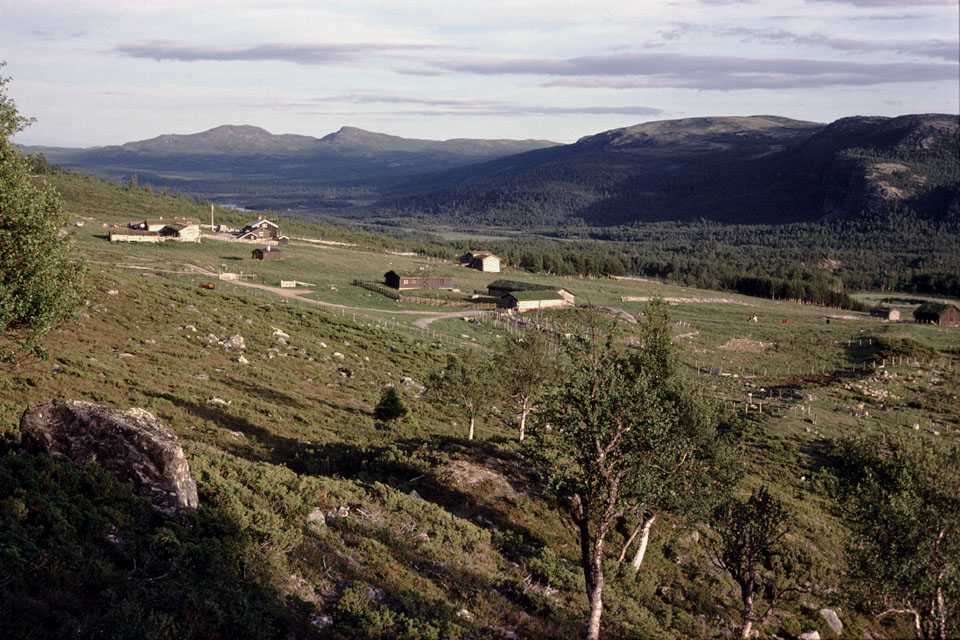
2,0,958,147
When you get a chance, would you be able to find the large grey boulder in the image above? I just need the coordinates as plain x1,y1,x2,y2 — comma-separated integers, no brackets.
20,401,199,515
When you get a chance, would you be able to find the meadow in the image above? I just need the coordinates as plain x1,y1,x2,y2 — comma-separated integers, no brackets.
1,171,957,639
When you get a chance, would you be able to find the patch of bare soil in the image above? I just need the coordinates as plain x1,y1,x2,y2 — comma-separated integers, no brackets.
438,459,516,498
720,338,774,352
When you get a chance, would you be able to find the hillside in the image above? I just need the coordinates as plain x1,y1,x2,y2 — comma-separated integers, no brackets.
25,125,559,211
376,114,959,228
2,171,959,639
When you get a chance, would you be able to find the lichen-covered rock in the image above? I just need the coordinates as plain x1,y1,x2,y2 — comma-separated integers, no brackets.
20,401,199,515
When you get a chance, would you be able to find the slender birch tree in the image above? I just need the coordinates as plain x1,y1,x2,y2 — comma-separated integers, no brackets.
530,303,730,639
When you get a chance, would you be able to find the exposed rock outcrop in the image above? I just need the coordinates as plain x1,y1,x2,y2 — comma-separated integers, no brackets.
20,401,198,515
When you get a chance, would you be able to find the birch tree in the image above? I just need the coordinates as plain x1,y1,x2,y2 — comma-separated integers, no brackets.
426,351,495,441
709,487,815,639
833,435,959,640
498,331,559,442
530,305,729,639
0,64,84,363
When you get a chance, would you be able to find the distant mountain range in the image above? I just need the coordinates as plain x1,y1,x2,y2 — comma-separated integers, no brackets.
26,115,958,228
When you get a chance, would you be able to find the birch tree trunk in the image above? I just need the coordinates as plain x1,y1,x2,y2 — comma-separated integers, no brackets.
630,513,657,570
468,415,475,440
740,592,755,639
518,396,531,442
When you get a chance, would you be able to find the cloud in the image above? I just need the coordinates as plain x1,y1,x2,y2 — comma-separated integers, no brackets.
115,41,441,65
436,52,957,90
805,0,954,6
711,26,958,61
284,94,663,118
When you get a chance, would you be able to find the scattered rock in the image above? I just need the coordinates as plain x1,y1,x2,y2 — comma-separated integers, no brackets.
272,328,290,340
20,401,198,515
400,376,425,391
222,334,245,350
106,289,119,296
307,507,325,531
819,609,842,637
317,341,327,348
409,489,424,500
798,632,821,640
456,608,473,621
238,355,250,365
311,615,333,628
194,373,210,381
116,353,135,359
185,305,198,312
333,351,345,359
206,397,230,406
184,325,197,332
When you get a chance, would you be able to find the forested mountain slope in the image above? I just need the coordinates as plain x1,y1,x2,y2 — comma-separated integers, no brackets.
376,114,959,228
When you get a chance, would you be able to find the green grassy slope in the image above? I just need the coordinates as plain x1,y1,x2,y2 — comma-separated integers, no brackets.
2,171,958,639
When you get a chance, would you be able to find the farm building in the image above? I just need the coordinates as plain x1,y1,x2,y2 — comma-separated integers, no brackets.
239,217,279,240
109,229,161,243
870,307,900,321
487,280,575,305
500,289,571,312
460,251,501,273
252,246,282,261
384,270,454,290
159,222,201,243
913,302,959,325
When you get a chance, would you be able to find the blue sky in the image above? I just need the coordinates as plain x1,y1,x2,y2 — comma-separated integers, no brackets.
2,0,957,147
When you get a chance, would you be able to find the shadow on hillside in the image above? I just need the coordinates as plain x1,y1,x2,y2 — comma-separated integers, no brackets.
292,437,553,550
225,377,313,411
0,452,320,640
143,390,309,465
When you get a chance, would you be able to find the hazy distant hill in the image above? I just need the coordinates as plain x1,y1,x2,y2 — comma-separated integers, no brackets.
25,125,559,209
377,114,959,228
27,115,958,227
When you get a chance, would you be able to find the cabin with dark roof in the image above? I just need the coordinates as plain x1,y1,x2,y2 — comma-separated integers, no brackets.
460,251,501,273
870,307,900,321
252,246,282,261
384,271,454,290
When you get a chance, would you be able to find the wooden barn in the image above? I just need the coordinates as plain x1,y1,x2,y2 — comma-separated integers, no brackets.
913,302,959,326
460,251,501,273
384,270,454,290
252,246,282,261
500,289,571,312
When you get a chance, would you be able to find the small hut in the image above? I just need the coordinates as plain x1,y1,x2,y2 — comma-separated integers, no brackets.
252,246,282,261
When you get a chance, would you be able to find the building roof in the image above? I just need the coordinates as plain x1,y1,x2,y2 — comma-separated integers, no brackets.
488,279,553,292
112,229,159,237
244,218,278,230
506,290,565,302
256,246,280,252
914,302,957,318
